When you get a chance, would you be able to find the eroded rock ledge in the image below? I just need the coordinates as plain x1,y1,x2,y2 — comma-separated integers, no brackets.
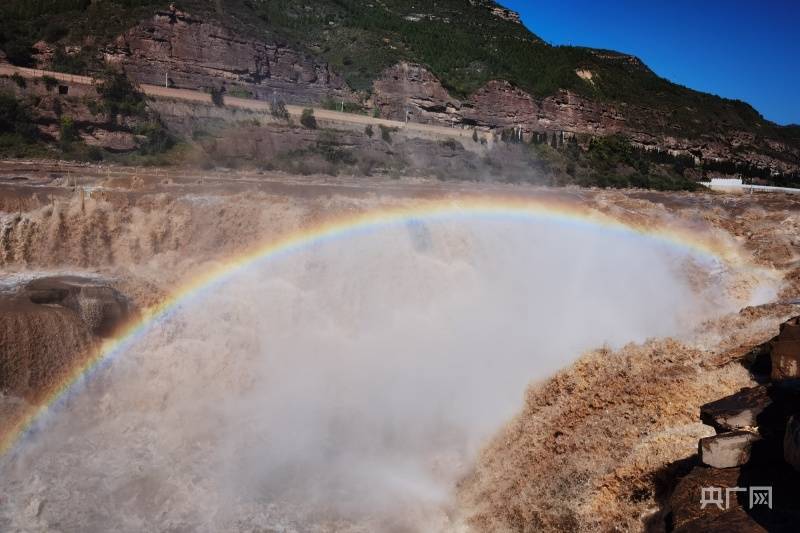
666,317,800,532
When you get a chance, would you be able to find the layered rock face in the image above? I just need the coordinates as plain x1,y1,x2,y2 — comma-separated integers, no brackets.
372,61,632,137
373,62,461,125
89,6,797,172
0,77,145,153
371,62,798,172
105,7,350,104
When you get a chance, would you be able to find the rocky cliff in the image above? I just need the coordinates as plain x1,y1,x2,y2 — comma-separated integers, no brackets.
103,7,351,105
3,1,798,179
372,62,800,174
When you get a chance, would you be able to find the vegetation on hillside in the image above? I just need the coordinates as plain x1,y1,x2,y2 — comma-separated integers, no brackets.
0,69,174,162
1,0,797,183
526,133,701,191
0,92,44,157
0,1,162,69
0,0,791,144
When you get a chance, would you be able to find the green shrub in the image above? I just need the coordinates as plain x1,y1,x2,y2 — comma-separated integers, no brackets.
42,76,59,91
135,120,174,155
59,115,79,145
379,124,394,143
43,21,68,43
11,73,26,89
270,99,290,121
0,92,37,139
209,87,225,107
51,48,89,74
96,71,146,117
3,42,34,68
440,138,460,151
300,108,317,129
321,97,363,114
227,86,252,99
364,124,373,138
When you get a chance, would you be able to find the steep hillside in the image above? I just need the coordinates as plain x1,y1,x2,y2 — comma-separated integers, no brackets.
1,0,799,182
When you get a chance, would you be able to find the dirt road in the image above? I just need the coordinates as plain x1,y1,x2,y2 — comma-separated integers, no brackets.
0,64,492,145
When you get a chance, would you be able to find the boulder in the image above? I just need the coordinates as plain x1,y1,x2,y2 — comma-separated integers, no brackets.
699,431,761,468
700,386,772,432
668,466,744,530
771,317,800,380
81,129,139,152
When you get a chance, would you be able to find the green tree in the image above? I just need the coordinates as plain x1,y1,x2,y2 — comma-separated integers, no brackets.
10,73,26,88
59,115,78,145
270,99,289,121
209,86,225,107
97,71,146,117
300,108,317,129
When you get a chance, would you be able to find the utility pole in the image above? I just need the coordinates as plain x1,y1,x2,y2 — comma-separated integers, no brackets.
165,70,169,88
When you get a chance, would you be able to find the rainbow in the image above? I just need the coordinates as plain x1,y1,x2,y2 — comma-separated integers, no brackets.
0,195,750,456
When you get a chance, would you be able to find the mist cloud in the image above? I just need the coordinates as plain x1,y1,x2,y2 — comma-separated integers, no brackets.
1,217,742,531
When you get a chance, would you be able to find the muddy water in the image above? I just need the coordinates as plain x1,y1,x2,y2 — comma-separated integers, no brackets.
0,214,761,532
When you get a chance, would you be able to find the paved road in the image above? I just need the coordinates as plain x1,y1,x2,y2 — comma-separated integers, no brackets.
1,64,491,145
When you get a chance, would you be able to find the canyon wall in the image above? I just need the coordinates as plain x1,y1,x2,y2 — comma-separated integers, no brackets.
372,62,800,173
103,7,351,105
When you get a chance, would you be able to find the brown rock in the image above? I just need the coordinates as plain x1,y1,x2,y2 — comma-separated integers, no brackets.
81,129,139,152
771,317,800,380
699,431,761,468
31,40,55,68
373,62,460,125
700,386,772,432
464,80,540,134
668,466,742,530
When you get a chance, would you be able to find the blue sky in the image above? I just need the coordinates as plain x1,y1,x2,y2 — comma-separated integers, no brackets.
498,0,800,125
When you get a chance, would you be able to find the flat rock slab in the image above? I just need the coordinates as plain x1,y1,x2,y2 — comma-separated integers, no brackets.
700,431,760,468
700,386,772,432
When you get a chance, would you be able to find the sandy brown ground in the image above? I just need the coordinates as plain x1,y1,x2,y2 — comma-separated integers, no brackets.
2,161,800,531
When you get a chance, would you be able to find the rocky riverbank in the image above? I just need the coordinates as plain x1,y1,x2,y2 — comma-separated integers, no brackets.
665,316,800,531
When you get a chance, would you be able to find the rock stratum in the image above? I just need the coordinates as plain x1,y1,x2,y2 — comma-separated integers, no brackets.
90,5,800,176
5,1,797,177
104,7,352,105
